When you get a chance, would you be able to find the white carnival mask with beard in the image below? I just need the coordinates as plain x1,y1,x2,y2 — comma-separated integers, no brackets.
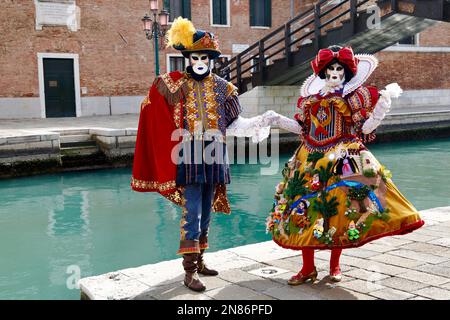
190,53,210,75
325,62,345,87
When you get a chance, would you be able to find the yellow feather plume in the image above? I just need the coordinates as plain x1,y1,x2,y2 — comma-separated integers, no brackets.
166,17,196,49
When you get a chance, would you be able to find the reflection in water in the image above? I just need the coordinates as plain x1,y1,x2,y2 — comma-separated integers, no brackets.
46,182,93,290
47,190,90,237
0,138,449,299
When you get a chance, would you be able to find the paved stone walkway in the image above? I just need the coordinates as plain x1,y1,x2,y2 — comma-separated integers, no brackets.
79,206,450,300
0,115,139,137
1,101,450,135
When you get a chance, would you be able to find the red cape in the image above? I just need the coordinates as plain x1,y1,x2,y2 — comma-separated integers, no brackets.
131,71,185,205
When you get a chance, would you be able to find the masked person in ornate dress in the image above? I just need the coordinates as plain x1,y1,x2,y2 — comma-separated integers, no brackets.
264,46,424,285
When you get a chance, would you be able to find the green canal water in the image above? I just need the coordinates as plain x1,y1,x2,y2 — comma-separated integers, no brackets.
1,138,449,299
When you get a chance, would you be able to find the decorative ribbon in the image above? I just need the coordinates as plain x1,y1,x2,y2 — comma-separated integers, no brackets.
311,47,359,75
329,97,351,117
289,180,384,212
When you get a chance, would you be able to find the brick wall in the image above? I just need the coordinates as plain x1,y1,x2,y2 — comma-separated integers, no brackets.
0,0,154,98
189,0,291,58
418,21,450,46
0,0,294,98
369,51,450,90
0,0,449,101
367,21,450,90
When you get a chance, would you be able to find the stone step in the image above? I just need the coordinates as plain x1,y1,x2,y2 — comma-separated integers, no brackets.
60,134,93,144
61,145,100,157
60,140,97,149
55,129,90,136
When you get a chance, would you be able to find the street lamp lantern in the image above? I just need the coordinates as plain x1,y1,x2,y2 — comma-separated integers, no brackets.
159,9,169,27
159,11,169,27
142,14,152,33
142,2,169,76
150,0,159,12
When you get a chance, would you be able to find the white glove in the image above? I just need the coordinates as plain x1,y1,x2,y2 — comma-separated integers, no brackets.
261,110,302,134
384,83,403,99
361,83,402,134
226,115,271,143
226,110,302,143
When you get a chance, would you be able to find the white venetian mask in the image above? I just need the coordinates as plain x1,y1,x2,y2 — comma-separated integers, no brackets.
325,62,345,87
189,53,210,75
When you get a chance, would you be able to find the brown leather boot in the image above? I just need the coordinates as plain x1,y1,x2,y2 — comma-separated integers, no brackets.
182,253,206,292
197,249,219,276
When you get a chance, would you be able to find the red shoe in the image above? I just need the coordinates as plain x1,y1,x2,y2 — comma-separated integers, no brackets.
287,267,318,286
329,268,342,282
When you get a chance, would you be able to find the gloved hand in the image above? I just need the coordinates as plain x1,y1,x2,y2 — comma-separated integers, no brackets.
261,110,302,134
362,83,402,134
261,110,280,127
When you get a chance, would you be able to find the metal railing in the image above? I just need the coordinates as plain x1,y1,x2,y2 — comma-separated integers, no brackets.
220,0,382,92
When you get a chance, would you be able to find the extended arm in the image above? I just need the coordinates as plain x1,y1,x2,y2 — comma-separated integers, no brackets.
226,110,302,143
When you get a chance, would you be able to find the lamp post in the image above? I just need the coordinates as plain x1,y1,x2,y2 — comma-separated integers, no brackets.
142,0,169,76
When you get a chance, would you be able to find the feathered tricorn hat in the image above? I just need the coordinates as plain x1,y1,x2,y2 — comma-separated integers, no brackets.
166,17,221,59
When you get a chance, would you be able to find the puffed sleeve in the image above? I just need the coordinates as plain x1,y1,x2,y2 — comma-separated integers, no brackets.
224,82,243,126
294,96,310,135
347,86,380,142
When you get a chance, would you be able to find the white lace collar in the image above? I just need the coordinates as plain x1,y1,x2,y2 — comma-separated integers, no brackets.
319,83,344,96
300,54,379,98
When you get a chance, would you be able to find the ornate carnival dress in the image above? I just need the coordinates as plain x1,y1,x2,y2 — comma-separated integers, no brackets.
265,53,424,251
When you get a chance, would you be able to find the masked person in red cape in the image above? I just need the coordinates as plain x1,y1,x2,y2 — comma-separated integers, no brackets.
131,17,242,292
